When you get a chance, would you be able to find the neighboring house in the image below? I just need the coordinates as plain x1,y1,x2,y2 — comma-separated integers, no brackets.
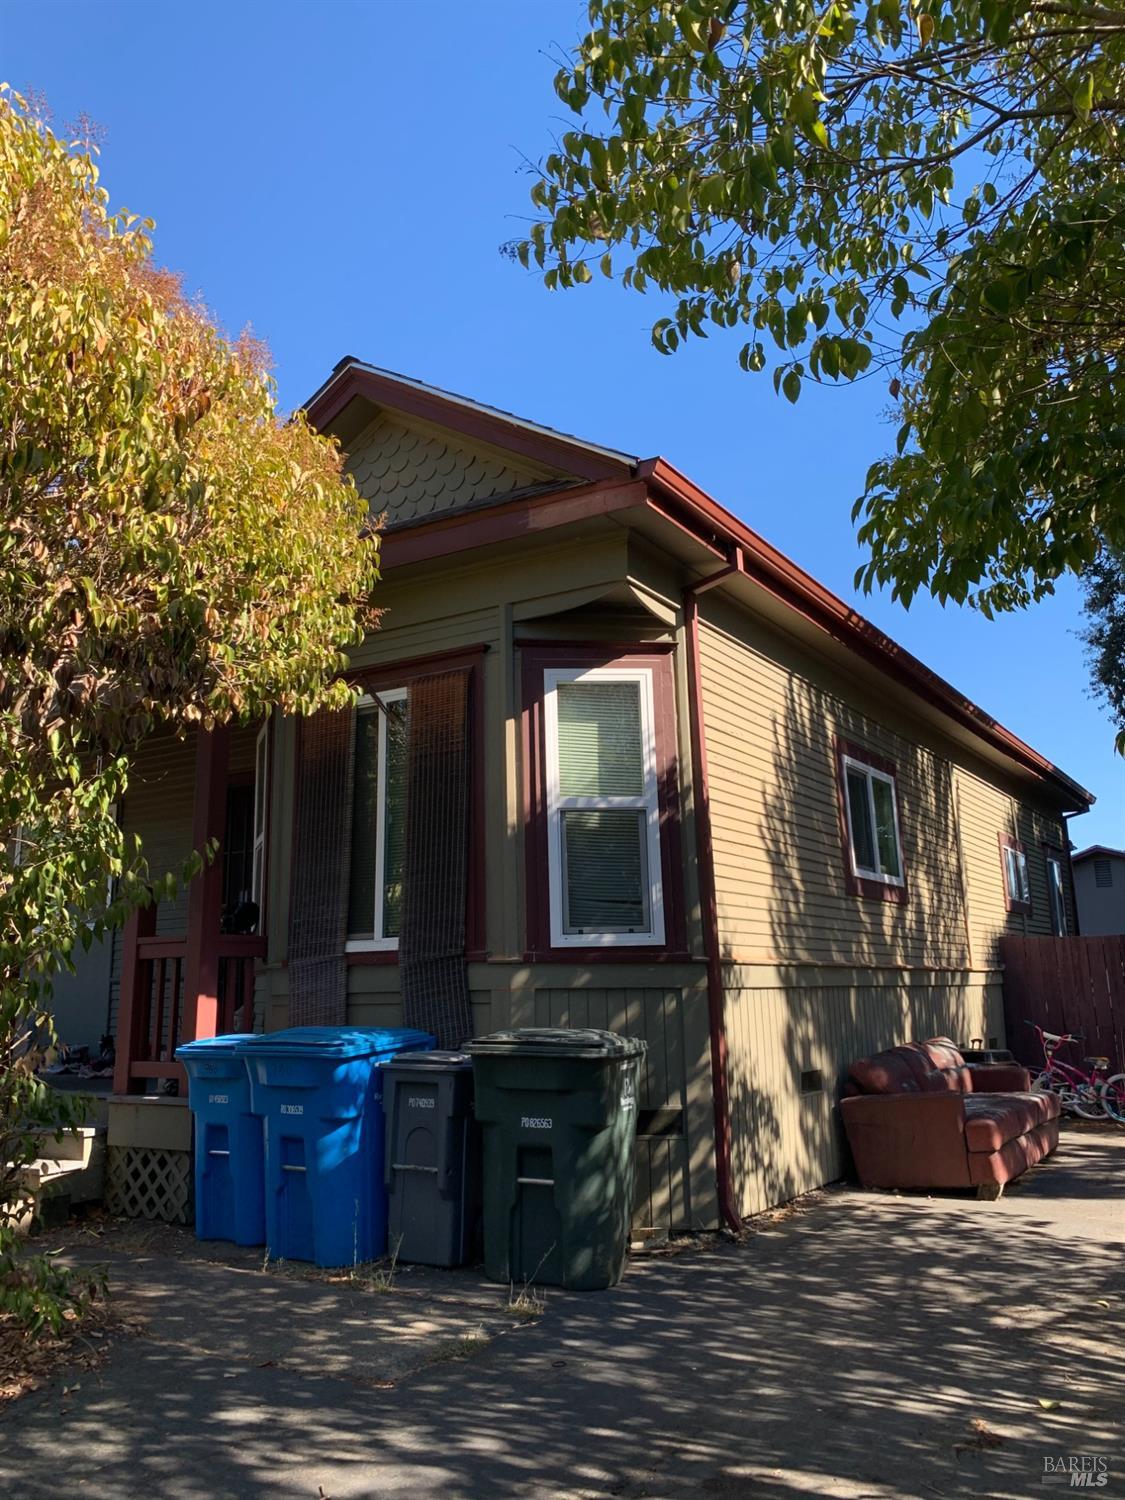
91,361,1092,1233
1072,847,1125,936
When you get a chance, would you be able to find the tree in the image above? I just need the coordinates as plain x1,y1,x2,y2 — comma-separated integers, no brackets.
512,0,1125,616
0,87,378,1326
1081,548,1125,749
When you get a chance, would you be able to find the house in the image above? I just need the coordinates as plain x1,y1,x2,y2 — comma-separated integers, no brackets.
87,360,1093,1232
1071,847,1125,936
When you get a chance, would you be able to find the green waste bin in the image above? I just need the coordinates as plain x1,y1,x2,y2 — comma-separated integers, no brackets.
466,1027,646,1292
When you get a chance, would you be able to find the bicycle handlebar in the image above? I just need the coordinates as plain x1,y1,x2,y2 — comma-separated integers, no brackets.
1023,1019,1085,1042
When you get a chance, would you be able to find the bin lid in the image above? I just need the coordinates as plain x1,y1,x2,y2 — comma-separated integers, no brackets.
466,1027,646,1059
237,1027,435,1061
385,1049,472,1070
175,1033,258,1061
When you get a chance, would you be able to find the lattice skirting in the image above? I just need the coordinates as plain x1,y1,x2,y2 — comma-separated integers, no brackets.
106,1145,194,1226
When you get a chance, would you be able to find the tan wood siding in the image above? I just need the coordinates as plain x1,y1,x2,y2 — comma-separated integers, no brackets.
955,767,1019,966
698,611,969,969
723,966,1003,1216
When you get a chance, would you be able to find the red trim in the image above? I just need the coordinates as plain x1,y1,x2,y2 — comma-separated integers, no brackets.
346,645,488,958
305,363,630,483
641,458,1092,811
181,727,230,1043
519,644,686,962
834,736,909,906
999,832,1033,915
381,478,647,570
347,642,488,686
684,588,742,1233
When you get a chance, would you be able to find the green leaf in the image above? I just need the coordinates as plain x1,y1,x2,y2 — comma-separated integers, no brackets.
782,369,801,403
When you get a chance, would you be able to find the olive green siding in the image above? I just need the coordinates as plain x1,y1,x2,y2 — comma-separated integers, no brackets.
246,531,713,1233
98,417,1082,1234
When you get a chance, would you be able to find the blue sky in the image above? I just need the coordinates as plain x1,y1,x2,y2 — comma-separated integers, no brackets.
5,0,1119,846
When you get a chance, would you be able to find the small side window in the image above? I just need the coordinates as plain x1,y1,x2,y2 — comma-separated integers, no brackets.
836,740,906,900
1000,834,1032,915
1045,849,1067,936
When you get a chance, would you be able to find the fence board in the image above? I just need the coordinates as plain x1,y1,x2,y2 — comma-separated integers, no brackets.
1000,936,1125,1074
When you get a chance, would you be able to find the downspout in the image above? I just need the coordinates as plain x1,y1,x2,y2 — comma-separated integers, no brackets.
683,550,745,1233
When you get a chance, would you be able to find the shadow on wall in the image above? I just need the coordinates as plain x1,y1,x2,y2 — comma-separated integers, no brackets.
722,675,1000,1215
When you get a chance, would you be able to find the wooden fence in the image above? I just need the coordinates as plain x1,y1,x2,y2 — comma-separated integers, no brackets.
999,935,1125,1074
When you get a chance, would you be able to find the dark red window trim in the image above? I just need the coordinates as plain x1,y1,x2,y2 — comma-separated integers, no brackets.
345,644,488,964
833,735,909,906
521,642,686,962
998,832,1033,916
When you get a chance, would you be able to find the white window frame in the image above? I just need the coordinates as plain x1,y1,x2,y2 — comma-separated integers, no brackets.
251,722,269,913
345,687,407,953
1045,850,1067,936
543,665,665,948
841,754,905,888
1003,840,1031,909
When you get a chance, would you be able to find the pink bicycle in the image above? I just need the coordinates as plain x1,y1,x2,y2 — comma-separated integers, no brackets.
1025,1021,1125,1123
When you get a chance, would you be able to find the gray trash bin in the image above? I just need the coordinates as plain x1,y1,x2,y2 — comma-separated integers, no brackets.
383,1050,480,1267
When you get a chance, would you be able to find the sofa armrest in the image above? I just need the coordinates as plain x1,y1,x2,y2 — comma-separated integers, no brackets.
840,1092,971,1189
966,1063,1031,1092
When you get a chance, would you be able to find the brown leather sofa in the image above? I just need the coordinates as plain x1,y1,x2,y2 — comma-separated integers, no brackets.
840,1038,1060,1197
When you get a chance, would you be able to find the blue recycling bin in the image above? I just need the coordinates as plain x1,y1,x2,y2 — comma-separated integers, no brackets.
240,1027,434,1267
175,1034,265,1247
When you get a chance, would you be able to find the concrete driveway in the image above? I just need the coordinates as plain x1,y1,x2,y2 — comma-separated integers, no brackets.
2,1125,1122,1500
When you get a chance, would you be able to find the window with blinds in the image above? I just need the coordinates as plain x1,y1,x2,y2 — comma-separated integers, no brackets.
543,667,664,946
346,688,408,949
841,755,904,886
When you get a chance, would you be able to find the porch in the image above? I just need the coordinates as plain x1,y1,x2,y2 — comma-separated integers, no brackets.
106,722,268,1223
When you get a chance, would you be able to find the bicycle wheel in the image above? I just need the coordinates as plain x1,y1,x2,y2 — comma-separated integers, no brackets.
1069,1082,1106,1120
1099,1074,1125,1124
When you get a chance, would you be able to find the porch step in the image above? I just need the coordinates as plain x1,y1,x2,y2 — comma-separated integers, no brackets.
26,1124,101,1168
11,1127,107,1231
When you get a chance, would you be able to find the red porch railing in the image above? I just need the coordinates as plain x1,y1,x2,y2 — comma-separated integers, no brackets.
112,903,266,1095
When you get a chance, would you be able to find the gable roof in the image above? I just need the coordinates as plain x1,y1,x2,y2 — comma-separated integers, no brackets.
304,358,1094,813
304,358,636,483
1073,846,1125,864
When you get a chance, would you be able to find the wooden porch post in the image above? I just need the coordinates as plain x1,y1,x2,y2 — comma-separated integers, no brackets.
112,901,157,1095
180,725,230,1044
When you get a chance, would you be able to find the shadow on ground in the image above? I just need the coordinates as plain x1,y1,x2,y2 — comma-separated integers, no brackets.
1,1129,1122,1500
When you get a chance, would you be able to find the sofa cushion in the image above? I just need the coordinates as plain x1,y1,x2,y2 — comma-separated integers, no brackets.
849,1044,934,1095
963,1092,1059,1152
920,1064,975,1093
923,1038,967,1070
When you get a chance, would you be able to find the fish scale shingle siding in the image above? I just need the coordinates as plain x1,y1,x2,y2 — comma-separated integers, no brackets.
346,409,566,527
